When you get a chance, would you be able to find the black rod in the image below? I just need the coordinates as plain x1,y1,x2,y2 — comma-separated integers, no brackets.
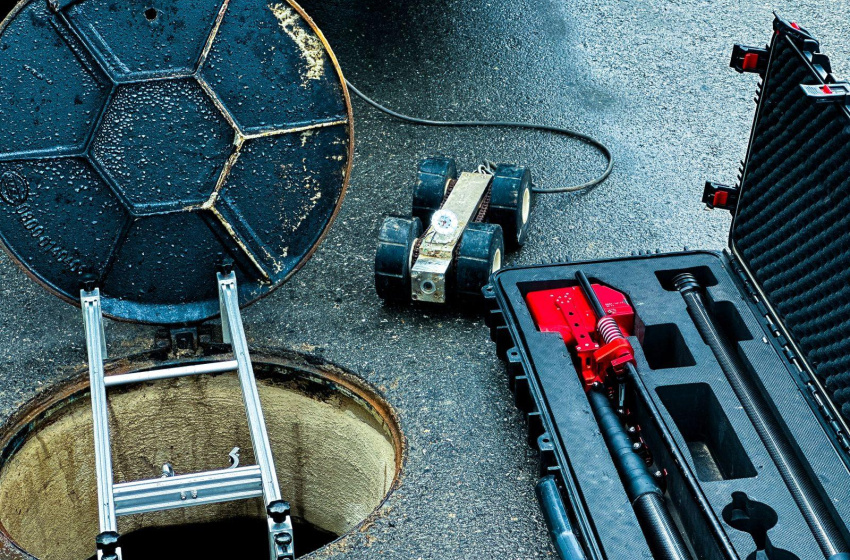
536,476,588,560
623,362,739,559
673,273,850,560
576,270,606,318
574,271,693,560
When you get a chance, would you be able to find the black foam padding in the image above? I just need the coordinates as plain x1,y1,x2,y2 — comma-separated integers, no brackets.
490,252,850,559
732,32,850,420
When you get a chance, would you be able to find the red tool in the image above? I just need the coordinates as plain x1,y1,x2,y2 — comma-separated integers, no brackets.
526,284,635,388
526,273,693,560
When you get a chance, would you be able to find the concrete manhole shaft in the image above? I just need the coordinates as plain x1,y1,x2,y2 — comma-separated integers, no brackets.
0,353,404,560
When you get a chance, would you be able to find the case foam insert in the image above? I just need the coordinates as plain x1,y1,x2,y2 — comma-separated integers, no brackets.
492,252,850,559
732,32,850,421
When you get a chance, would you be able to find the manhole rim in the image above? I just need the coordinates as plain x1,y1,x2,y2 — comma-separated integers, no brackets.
0,348,406,560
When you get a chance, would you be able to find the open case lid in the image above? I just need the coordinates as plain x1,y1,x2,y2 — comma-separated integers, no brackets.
0,0,353,325
728,16,850,422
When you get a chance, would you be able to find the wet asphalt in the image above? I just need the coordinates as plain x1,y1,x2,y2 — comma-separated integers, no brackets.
1,1,850,559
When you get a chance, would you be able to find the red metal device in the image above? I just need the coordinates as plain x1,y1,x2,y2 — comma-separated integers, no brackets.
525,273,695,560
526,283,636,388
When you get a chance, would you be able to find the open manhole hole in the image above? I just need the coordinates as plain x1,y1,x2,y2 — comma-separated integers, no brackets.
0,353,403,560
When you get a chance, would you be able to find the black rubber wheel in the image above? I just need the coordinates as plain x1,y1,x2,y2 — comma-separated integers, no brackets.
412,156,457,226
488,164,534,248
454,222,504,302
375,216,423,301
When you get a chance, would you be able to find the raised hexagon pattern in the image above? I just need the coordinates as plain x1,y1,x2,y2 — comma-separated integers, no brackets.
216,126,350,281
0,157,130,297
91,79,236,213
101,211,248,323
65,0,225,80
0,0,350,324
0,2,110,157
201,0,348,133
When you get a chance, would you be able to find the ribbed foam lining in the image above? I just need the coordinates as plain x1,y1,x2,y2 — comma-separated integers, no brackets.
732,32,850,420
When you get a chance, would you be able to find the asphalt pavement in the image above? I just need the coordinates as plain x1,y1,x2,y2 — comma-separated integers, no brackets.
1,1,849,559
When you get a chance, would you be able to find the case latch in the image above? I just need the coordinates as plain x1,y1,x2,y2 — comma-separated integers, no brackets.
730,45,769,75
772,16,820,53
799,82,850,104
702,181,739,211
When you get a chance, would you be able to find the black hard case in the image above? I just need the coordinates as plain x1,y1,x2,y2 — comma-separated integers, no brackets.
484,18,850,560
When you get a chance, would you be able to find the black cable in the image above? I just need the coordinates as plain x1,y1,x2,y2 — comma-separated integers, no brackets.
345,80,613,194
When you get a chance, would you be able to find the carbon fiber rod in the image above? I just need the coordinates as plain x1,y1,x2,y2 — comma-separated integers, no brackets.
587,389,693,560
621,361,739,559
577,271,739,559
575,271,693,560
673,273,850,560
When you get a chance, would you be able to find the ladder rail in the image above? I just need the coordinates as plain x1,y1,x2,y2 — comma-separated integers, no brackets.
218,272,282,503
82,274,294,560
81,291,119,536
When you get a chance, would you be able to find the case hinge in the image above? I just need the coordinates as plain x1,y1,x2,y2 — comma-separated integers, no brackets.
703,181,739,211
799,82,850,104
730,44,769,75
724,250,760,304
807,383,850,454
764,311,850,455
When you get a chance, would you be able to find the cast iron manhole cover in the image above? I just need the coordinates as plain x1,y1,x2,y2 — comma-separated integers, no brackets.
0,0,353,324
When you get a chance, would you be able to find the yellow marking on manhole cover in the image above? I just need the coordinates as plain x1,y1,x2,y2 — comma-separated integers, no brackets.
270,3,325,84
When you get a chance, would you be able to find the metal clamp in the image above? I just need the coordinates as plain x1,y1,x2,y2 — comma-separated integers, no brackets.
800,81,850,104
702,181,740,211
730,44,769,75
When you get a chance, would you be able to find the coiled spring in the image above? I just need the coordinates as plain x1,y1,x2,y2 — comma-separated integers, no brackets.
598,315,626,345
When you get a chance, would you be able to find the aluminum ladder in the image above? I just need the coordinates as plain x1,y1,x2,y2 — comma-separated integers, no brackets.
80,271,294,560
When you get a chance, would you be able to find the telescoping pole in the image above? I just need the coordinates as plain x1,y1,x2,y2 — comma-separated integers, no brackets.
572,271,693,560
673,273,850,560
572,272,737,558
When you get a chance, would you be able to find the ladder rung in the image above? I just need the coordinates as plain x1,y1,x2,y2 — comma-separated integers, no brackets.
104,360,238,387
113,465,264,516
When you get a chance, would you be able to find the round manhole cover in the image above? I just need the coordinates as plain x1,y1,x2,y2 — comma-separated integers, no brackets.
0,0,353,324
